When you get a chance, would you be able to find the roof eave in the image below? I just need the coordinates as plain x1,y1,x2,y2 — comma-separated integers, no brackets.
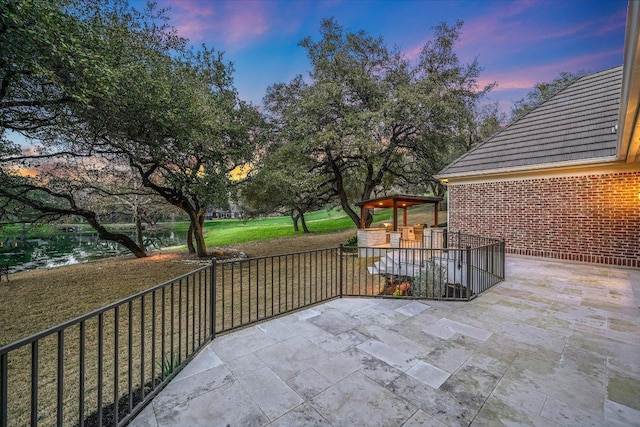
435,155,620,181
617,0,640,163
355,194,442,208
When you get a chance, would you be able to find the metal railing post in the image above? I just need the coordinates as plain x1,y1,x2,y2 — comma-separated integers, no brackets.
1,352,7,427
466,245,472,300
57,330,64,427
502,240,506,278
31,342,38,426
339,245,344,298
210,260,216,339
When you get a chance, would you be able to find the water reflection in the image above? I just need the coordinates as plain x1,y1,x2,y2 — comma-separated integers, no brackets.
0,230,187,272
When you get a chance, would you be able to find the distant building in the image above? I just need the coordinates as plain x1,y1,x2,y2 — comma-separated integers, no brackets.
207,208,242,219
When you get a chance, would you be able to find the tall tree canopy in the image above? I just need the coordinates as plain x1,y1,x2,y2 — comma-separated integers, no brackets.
264,19,493,228
510,71,585,122
1,0,262,257
0,0,149,255
73,39,263,257
239,142,333,233
0,0,112,138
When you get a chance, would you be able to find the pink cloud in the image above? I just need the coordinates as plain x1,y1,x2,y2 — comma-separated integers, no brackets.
457,1,536,46
222,1,270,44
160,0,270,48
162,1,217,42
483,48,623,92
402,1,625,68
592,8,627,36
402,1,537,62
450,1,624,62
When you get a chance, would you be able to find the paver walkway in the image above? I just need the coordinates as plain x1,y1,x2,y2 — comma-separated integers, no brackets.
131,256,640,426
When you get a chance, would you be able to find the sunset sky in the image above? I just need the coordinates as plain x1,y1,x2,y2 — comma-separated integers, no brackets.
139,0,629,114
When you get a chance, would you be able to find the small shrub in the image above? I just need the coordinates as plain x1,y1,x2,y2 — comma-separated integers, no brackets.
413,258,448,298
342,235,358,253
157,353,180,377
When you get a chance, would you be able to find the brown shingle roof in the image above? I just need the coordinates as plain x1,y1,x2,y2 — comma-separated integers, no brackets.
437,66,622,178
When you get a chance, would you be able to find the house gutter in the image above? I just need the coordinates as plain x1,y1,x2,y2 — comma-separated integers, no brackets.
434,155,629,183
617,0,640,164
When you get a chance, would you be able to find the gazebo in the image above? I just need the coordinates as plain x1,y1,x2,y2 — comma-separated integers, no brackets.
355,194,442,230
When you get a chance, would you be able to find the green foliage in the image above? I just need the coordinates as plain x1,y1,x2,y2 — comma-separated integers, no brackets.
157,353,181,377
413,258,448,298
345,235,357,247
238,142,331,225
1,0,263,258
0,0,112,135
264,19,493,228
510,71,585,122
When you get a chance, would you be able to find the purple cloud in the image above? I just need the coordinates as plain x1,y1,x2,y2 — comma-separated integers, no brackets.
159,0,270,48
401,1,537,63
480,47,624,92
438,1,624,64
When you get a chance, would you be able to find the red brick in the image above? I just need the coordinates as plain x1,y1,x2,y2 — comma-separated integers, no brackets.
448,171,640,268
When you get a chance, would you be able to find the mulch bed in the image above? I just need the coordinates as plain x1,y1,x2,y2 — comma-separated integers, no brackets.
378,277,474,299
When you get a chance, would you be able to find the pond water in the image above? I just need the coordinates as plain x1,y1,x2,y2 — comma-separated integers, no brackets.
0,230,187,272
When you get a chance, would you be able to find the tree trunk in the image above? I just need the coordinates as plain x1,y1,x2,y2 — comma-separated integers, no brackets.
429,181,447,198
188,211,208,257
187,224,196,254
364,208,374,228
134,205,144,250
0,185,147,257
85,213,147,258
193,222,208,257
300,211,310,233
428,181,448,211
336,188,360,228
327,153,361,227
134,172,209,256
290,210,300,231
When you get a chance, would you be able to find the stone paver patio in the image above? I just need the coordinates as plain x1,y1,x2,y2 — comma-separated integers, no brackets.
131,256,640,426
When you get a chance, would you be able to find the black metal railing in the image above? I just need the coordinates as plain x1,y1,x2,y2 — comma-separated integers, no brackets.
342,232,504,300
0,233,504,426
0,267,214,427
214,248,341,333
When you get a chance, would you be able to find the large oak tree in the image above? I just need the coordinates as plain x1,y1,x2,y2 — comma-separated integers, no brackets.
1,0,262,258
0,0,149,256
264,19,493,228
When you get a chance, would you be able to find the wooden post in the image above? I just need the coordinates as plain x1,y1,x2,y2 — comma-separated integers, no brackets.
434,202,439,227
393,200,398,231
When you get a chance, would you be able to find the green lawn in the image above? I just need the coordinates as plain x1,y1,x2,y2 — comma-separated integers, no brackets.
1,208,394,247
201,208,393,247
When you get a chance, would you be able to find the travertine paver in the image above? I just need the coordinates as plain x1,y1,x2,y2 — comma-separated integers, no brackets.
237,366,303,419
310,371,416,426
423,317,492,341
131,256,640,427
405,360,450,388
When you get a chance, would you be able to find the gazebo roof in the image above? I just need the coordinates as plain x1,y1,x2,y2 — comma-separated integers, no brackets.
356,194,442,209
355,194,442,230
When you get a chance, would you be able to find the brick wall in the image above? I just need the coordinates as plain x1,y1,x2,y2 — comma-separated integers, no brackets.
448,171,640,268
